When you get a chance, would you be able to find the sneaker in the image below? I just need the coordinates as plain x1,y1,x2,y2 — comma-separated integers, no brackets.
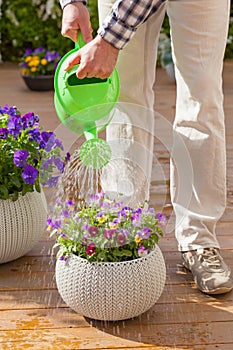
182,248,233,295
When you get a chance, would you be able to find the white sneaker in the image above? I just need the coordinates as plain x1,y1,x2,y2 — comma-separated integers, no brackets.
182,248,233,295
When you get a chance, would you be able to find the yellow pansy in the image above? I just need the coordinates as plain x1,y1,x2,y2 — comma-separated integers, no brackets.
41,58,47,65
30,67,37,72
97,215,106,223
25,56,32,63
21,68,29,76
28,60,39,67
135,235,142,245
109,223,118,229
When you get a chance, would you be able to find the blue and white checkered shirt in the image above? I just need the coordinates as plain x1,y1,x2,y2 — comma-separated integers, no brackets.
60,0,166,49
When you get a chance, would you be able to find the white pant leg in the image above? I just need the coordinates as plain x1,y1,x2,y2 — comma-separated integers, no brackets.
98,0,166,206
167,0,230,251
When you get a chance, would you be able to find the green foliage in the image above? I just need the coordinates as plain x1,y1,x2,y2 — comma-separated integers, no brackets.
0,1,232,62
0,0,99,62
225,7,233,59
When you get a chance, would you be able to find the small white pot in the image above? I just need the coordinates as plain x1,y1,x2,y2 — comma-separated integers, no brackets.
0,190,47,264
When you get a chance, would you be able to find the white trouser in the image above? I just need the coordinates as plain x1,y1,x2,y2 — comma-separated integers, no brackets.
98,0,230,251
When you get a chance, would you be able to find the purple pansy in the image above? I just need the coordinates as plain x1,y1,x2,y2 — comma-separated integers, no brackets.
13,150,29,167
104,229,116,240
117,232,127,246
88,226,99,237
55,138,64,150
22,112,35,128
138,227,151,239
40,156,54,170
156,213,167,225
8,116,23,137
22,164,38,184
138,246,149,257
43,176,60,188
131,213,142,227
0,128,9,139
119,228,130,237
24,48,33,56
66,199,74,206
0,104,17,116
54,157,64,172
132,207,142,215
28,128,41,142
34,46,44,54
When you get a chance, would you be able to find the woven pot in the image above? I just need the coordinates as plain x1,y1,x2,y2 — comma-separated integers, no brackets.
0,190,47,264
56,245,166,321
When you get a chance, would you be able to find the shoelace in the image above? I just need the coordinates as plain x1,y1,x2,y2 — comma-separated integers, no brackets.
197,248,222,268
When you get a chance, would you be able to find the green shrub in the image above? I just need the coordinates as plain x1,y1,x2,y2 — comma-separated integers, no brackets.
0,1,232,62
0,0,99,62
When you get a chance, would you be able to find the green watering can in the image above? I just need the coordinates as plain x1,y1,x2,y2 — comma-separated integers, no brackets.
54,32,120,169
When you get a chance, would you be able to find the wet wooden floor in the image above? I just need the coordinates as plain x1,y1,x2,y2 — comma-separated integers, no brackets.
0,61,233,349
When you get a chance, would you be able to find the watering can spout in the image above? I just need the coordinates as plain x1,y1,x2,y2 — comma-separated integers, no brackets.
83,122,98,141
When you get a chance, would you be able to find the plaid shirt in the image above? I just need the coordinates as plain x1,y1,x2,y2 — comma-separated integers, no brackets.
60,0,166,49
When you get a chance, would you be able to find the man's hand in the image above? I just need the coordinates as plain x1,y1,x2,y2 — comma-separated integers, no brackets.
64,35,120,80
61,2,92,43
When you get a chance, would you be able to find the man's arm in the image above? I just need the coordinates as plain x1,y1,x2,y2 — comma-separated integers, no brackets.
98,0,166,49
59,0,165,78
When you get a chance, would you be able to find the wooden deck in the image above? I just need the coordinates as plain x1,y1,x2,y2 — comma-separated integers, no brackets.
0,61,233,349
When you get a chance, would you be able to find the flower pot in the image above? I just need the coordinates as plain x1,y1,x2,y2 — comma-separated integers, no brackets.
55,245,166,321
21,75,54,91
0,190,47,264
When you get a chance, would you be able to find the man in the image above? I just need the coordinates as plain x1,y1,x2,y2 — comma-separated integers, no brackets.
59,0,233,295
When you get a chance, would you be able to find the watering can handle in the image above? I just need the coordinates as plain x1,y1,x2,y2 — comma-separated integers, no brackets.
75,31,86,50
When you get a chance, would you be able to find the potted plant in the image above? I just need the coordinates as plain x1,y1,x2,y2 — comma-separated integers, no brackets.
48,191,167,321
20,47,61,91
158,33,175,81
0,103,67,264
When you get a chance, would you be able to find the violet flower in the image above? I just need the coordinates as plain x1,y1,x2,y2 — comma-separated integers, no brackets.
22,164,39,184
0,128,9,139
138,246,149,257
14,150,29,167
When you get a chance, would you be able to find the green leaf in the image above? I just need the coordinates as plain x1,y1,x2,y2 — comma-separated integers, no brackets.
35,179,41,193
114,249,133,257
12,191,19,202
21,184,33,196
0,185,9,200
9,174,22,189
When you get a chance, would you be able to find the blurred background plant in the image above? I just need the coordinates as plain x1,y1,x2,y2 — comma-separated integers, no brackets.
20,47,61,76
0,1,232,62
0,0,98,62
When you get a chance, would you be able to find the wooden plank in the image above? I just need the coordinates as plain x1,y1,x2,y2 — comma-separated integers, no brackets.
1,298,233,330
0,251,232,292
1,321,233,349
0,290,64,310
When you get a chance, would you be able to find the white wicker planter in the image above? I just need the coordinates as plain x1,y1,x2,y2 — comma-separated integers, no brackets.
0,190,47,264
56,244,166,321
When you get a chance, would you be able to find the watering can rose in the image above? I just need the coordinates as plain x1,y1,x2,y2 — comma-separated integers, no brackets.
48,191,166,262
